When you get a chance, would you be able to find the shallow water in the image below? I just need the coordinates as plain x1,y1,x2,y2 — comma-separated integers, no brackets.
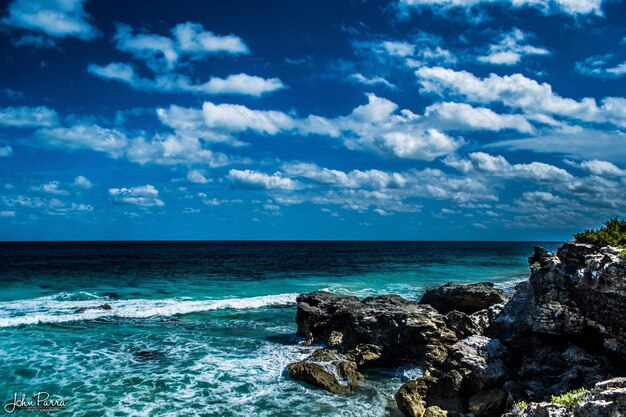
0,241,558,416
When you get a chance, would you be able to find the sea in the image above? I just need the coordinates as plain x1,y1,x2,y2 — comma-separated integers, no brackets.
0,241,559,417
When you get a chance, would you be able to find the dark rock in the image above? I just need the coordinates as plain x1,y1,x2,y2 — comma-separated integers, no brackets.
445,310,485,339
468,388,507,416
287,348,362,395
404,371,465,413
74,303,113,314
295,291,457,367
419,282,508,315
134,350,164,361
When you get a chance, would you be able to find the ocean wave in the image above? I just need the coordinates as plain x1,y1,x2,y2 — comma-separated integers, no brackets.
0,292,298,328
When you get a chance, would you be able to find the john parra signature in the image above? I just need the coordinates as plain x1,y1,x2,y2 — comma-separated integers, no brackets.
4,392,68,413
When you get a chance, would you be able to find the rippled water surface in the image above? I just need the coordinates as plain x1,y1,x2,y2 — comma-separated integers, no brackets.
0,241,558,416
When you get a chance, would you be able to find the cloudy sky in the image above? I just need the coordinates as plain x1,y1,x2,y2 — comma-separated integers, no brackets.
0,0,625,240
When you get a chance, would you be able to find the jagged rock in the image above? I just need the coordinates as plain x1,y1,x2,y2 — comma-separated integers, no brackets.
423,406,448,417
503,380,529,410
419,282,508,315
346,343,383,367
402,371,465,413
468,388,507,416
296,291,458,367
287,348,362,395
395,380,426,417
445,310,486,339
574,377,626,417
74,303,112,314
328,331,343,348
505,402,567,417
444,335,508,393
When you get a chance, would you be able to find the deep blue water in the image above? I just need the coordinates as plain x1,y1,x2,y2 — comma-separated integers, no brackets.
0,241,558,416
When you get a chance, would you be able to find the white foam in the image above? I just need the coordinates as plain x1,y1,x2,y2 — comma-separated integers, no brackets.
0,292,298,327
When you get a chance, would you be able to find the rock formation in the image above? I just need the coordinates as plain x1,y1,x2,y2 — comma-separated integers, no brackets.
286,242,625,417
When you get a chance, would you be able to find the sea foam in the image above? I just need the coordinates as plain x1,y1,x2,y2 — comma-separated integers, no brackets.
0,292,298,327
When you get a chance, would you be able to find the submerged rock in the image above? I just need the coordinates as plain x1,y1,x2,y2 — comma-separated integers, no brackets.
287,348,363,395
74,303,112,314
419,282,508,315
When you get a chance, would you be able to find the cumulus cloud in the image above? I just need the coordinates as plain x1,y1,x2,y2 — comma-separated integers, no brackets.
282,162,407,189
0,106,59,127
416,67,626,127
88,63,284,97
302,93,463,160
31,181,69,195
2,0,98,40
398,0,604,16
0,145,13,157
349,73,396,89
36,124,128,157
73,175,93,189
114,22,248,72
477,28,549,66
108,184,164,207
424,102,533,132
576,54,626,79
228,169,300,190
468,152,574,182
570,159,626,177
187,169,211,184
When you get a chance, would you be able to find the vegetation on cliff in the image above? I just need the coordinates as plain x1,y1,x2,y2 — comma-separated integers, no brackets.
574,218,626,251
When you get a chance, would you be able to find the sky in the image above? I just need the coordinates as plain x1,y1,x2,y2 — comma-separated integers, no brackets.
0,0,625,241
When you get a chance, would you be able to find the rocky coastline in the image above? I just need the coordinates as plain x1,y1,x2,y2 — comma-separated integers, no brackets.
286,241,626,417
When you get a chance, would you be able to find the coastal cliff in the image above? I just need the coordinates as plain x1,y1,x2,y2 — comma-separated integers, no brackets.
287,241,626,417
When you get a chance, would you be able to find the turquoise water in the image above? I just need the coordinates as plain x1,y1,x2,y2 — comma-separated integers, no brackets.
0,241,557,416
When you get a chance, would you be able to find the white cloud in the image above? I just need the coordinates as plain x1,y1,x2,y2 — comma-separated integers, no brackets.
424,102,533,132
73,175,93,189
282,162,407,189
575,160,626,177
477,28,549,66
88,63,284,97
576,54,626,79
0,106,59,127
302,93,463,160
36,124,128,157
108,184,164,207
31,181,69,196
0,145,13,157
202,101,295,133
114,22,248,71
187,169,211,184
469,152,574,182
399,0,604,16
126,134,230,167
0,210,16,217
382,40,416,57
228,169,300,190
349,73,396,89
2,0,98,40
416,67,626,127
490,128,626,163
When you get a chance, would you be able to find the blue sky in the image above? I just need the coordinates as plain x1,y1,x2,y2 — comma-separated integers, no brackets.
0,0,625,241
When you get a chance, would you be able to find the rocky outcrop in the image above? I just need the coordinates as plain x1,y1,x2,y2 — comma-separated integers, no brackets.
419,282,508,315
287,349,363,394
504,377,626,417
288,241,626,416
295,291,458,367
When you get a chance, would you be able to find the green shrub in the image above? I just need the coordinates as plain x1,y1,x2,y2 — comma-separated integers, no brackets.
550,387,595,408
574,218,626,249
512,400,528,414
